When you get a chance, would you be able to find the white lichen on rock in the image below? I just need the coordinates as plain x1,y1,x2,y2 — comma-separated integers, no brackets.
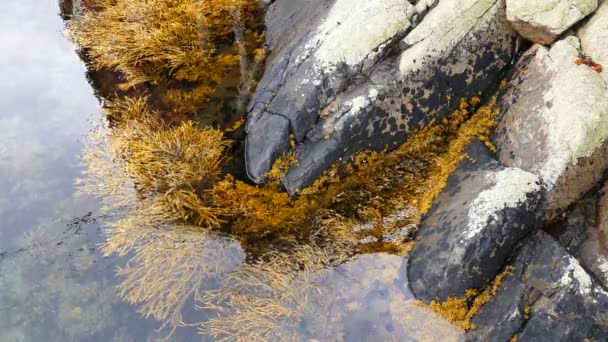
464,168,540,240
559,256,593,295
322,87,380,133
537,37,608,186
597,256,608,281
399,0,503,76
314,0,413,68
578,0,608,84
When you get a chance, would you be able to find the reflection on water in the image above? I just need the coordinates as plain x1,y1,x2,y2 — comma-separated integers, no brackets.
0,1,464,341
0,0,162,341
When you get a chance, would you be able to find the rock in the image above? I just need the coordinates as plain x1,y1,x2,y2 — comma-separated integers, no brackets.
493,34,608,219
553,187,608,289
554,196,596,253
469,231,608,341
408,140,542,302
246,0,516,192
579,0,608,81
506,0,598,45
600,181,608,240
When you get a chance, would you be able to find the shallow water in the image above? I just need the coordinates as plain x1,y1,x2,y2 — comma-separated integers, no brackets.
0,1,464,341
0,1,164,341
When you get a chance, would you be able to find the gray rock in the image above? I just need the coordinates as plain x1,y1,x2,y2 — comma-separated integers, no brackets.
246,0,516,192
408,140,542,302
469,231,608,341
554,186,608,290
506,0,598,45
579,0,608,83
493,34,608,219
555,196,596,254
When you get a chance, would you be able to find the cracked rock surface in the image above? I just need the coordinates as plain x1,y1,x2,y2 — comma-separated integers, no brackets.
245,0,516,193
407,4,608,338
244,0,608,339
555,183,608,291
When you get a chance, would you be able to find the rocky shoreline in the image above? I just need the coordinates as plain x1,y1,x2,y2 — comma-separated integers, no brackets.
248,0,608,339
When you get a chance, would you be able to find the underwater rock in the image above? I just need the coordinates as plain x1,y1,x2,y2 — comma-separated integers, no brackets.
245,0,516,192
469,231,608,341
506,0,598,45
407,140,542,302
493,34,608,220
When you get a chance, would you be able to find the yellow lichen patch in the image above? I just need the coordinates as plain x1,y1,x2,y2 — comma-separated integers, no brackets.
428,265,515,330
500,79,508,89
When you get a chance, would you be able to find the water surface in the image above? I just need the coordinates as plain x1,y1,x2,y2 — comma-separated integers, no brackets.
0,2,464,341
0,1,163,341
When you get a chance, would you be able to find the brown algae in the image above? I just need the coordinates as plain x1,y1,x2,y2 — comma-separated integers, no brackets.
70,0,505,338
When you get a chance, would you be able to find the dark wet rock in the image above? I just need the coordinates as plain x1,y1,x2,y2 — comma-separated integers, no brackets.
555,197,596,252
469,231,608,341
549,187,608,290
493,23,608,219
246,0,516,191
408,140,542,302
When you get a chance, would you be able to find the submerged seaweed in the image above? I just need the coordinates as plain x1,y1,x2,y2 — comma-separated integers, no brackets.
68,0,504,339
76,94,501,339
69,0,264,119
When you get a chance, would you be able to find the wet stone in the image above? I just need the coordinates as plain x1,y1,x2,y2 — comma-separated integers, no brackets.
469,231,608,341
551,185,608,290
408,140,542,302
246,0,516,190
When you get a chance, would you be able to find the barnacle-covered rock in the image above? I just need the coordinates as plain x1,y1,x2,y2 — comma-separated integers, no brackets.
469,231,608,341
493,32,608,219
408,140,542,302
245,0,517,193
506,0,598,45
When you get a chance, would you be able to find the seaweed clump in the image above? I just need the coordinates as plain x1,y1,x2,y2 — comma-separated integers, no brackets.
69,0,264,118
69,0,506,338
78,94,502,339
427,265,515,330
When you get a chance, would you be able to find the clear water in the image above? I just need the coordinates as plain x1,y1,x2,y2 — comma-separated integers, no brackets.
0,1,464,341
0,1,164,341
